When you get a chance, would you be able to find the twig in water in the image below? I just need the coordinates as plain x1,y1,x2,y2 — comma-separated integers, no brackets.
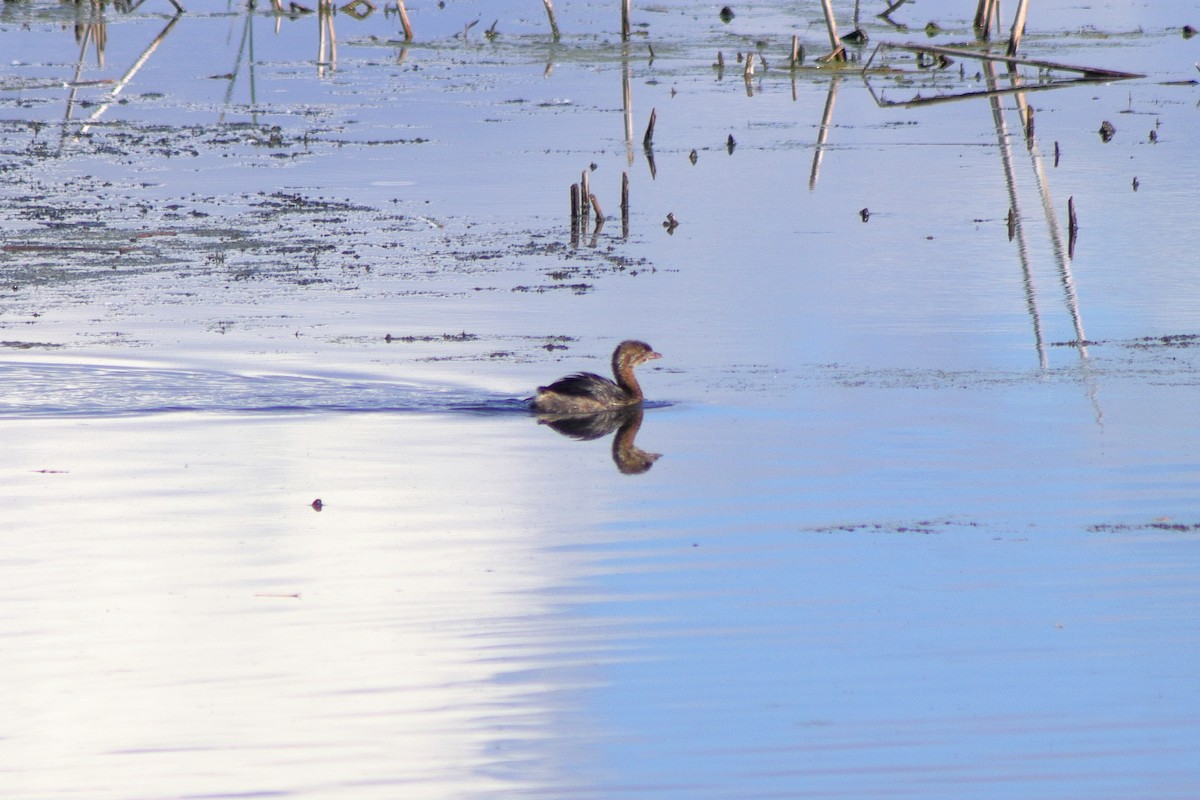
581,169,591,226
397,0,413,40
818,0,847,61
621,171,629,237
571,183,580,222
589,194,605,221
744,52,755,79
621,0,631,41
1067,196,1078,259
643,108,657,148
542,0,560,41
878,0,907,20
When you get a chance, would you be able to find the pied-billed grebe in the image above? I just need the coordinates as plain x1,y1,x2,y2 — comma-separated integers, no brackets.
531,340,662,414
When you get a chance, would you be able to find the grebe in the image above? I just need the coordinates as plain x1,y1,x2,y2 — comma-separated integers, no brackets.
531,340,661,414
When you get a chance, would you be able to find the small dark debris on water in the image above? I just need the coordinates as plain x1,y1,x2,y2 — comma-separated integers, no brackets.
663,213,679,234
1149,129,1158,143
1050,333,1200,349
806,519,978,535
1132,176,1140,191
924,21,941,36
311,499,323,511
688,149,698,164
512,283,592,295
916,50,952,69
1054,140,1060,167
1098,120,1116,142
384,331,479,343
1089,519,1200,533
1182,25,1197,39
1006,207,1016,240
1130,333,1200,348
719,6,735,23
859,208,870,222
726,134,736,154
841,28,868,45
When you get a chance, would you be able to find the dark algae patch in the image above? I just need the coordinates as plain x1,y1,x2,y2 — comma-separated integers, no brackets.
1089,520,1200,533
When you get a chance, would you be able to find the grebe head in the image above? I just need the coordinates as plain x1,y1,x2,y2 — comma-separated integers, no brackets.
615,340,662,367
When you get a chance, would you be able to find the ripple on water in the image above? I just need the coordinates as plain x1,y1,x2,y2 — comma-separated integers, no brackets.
0,361,529,418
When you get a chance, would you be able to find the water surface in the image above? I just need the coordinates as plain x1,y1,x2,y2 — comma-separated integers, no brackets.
1,1,1198,797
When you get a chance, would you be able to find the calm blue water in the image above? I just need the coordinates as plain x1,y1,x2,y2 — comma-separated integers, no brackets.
1,1,1198,798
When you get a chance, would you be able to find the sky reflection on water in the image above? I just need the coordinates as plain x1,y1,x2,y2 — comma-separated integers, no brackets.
1,1,1199,798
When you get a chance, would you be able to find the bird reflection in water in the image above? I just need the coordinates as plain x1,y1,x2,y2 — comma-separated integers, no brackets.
536,406,661,475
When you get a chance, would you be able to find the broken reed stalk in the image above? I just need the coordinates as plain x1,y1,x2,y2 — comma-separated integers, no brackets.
397,0,413,40
621,0,631,41
318,2,328,62
1007,0,1030,56
974,0,997,36
580,169,590,224
542,0,560,42
790,34,800,66
818,0,846,60
874,43,1145,81
570,183,580,222
317,0,337,65
590,193,605,221
621,171,629,236
643,108,656,148
743,52,755,79
1067,196,1078,258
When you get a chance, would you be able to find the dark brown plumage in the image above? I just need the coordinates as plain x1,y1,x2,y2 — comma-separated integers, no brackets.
531,340,661,415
